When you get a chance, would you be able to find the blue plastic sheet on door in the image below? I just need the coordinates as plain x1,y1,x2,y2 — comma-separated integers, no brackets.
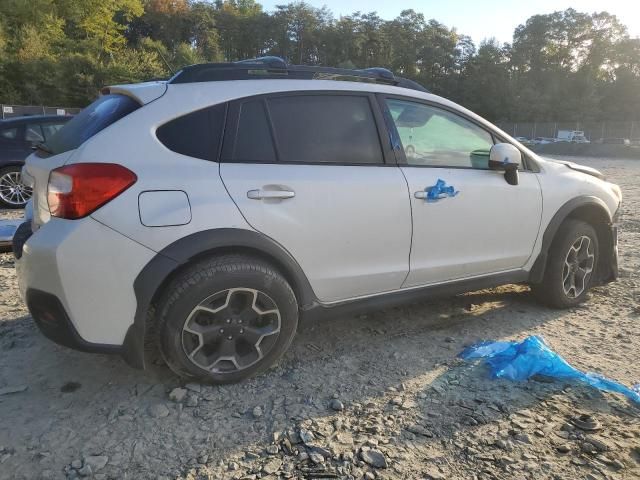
426,179,458,202
459,335,640,405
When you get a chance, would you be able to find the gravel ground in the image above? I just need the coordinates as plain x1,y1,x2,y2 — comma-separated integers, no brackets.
0,156,638,480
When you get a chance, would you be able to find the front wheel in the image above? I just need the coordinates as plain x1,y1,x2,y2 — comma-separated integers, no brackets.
0,166,32,208
532,219,599,308
157,254,299,384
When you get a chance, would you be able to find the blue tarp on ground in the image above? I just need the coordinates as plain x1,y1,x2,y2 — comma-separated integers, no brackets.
459,335,640,405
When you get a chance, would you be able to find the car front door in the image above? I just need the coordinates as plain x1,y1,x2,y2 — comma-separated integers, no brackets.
219,92,412,303
382,96,543,287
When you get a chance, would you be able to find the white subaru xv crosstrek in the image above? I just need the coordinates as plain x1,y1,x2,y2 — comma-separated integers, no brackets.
14,57,621,383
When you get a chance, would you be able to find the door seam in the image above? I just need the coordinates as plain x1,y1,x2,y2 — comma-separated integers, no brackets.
398,165,413,287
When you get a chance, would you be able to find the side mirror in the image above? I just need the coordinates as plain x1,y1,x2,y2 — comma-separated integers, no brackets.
489,143,522,185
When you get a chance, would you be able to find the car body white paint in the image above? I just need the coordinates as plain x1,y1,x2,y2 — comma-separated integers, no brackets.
16,216,156,344
221,163,412,302
16,78,621,346
401,167,543,286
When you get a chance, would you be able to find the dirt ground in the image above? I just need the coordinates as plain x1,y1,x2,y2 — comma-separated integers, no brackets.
0,156,638,480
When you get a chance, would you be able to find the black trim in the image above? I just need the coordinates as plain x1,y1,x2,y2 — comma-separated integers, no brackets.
606,207,619,283
26,289,121,354
529,196,614,284
126,253,178,369
302,270,529,321
129,228,318,369
11,221,32,259
262,97,282,161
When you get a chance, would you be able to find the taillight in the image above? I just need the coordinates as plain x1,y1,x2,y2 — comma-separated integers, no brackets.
48,163,137,219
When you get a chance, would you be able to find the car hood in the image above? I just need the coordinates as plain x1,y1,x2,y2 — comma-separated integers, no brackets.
541,157,605,180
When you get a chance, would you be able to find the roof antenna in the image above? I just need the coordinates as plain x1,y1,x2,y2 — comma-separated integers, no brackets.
155,45,175,76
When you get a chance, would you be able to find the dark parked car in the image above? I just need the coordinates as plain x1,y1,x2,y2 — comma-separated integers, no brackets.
0,115,72,208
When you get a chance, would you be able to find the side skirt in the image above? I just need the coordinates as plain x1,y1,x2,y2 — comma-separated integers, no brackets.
301,270,530,321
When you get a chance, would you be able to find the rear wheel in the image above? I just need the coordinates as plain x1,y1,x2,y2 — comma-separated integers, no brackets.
0,166,32,208
532,219,598,308
157,254,298,383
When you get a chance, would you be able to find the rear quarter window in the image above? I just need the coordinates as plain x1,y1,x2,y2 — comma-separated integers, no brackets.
47,94,140,155
156,103,227,161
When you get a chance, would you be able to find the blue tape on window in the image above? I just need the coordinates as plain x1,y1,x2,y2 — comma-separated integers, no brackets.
426,179,458,202
459,335,640,405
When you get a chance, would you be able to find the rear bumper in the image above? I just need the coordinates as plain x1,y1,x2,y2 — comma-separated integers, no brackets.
26,289,121,354
15,216,156,366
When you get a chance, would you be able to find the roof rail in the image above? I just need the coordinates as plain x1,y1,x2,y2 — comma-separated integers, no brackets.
168,57,429,93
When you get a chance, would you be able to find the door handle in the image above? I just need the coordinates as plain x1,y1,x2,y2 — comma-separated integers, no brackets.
414,189,452,200
247,189,295,200
414,188,455,201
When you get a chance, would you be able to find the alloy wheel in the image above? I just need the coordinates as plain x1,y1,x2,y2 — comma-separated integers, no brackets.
0,171,32,206
562,235,595,298
181,288,281,373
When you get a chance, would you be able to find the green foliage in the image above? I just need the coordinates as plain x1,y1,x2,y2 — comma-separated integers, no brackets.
0,1,638,122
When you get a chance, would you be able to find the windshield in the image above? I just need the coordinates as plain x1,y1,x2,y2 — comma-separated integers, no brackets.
46,94,140,155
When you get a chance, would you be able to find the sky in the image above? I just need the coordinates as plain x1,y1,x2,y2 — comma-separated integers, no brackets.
259,0,640,45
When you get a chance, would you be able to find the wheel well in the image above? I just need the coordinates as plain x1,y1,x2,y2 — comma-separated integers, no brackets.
0,163,24,171
139,246,309,367
555,205,613,283
529,200,613,285
149,246,307,312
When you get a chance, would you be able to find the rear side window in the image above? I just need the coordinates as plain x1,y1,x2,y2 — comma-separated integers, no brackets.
47,94,140,155
267,95,383,164
0,127,18,140
25,124,45,143
156,103,226,160
41,123,66,141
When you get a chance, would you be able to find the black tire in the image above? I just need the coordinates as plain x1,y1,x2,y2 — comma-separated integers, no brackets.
157,254,298,383
532,219,599,308
0,165,31,209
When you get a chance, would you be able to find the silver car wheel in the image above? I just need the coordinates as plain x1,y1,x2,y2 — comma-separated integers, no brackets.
181,288,281,373
562,235,595,298
0,170,32,206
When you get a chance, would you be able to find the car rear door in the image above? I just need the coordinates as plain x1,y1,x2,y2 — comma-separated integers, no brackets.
219,92,412,303
381,96,543,287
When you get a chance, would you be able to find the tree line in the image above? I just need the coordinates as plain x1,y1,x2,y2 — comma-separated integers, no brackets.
1,0,639,123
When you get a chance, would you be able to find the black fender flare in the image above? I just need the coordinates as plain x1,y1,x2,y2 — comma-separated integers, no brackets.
122,228,317,369
529,195,613,284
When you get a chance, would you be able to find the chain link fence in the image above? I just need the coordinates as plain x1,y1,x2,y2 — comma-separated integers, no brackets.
1,104,82,119
495,121,639,142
